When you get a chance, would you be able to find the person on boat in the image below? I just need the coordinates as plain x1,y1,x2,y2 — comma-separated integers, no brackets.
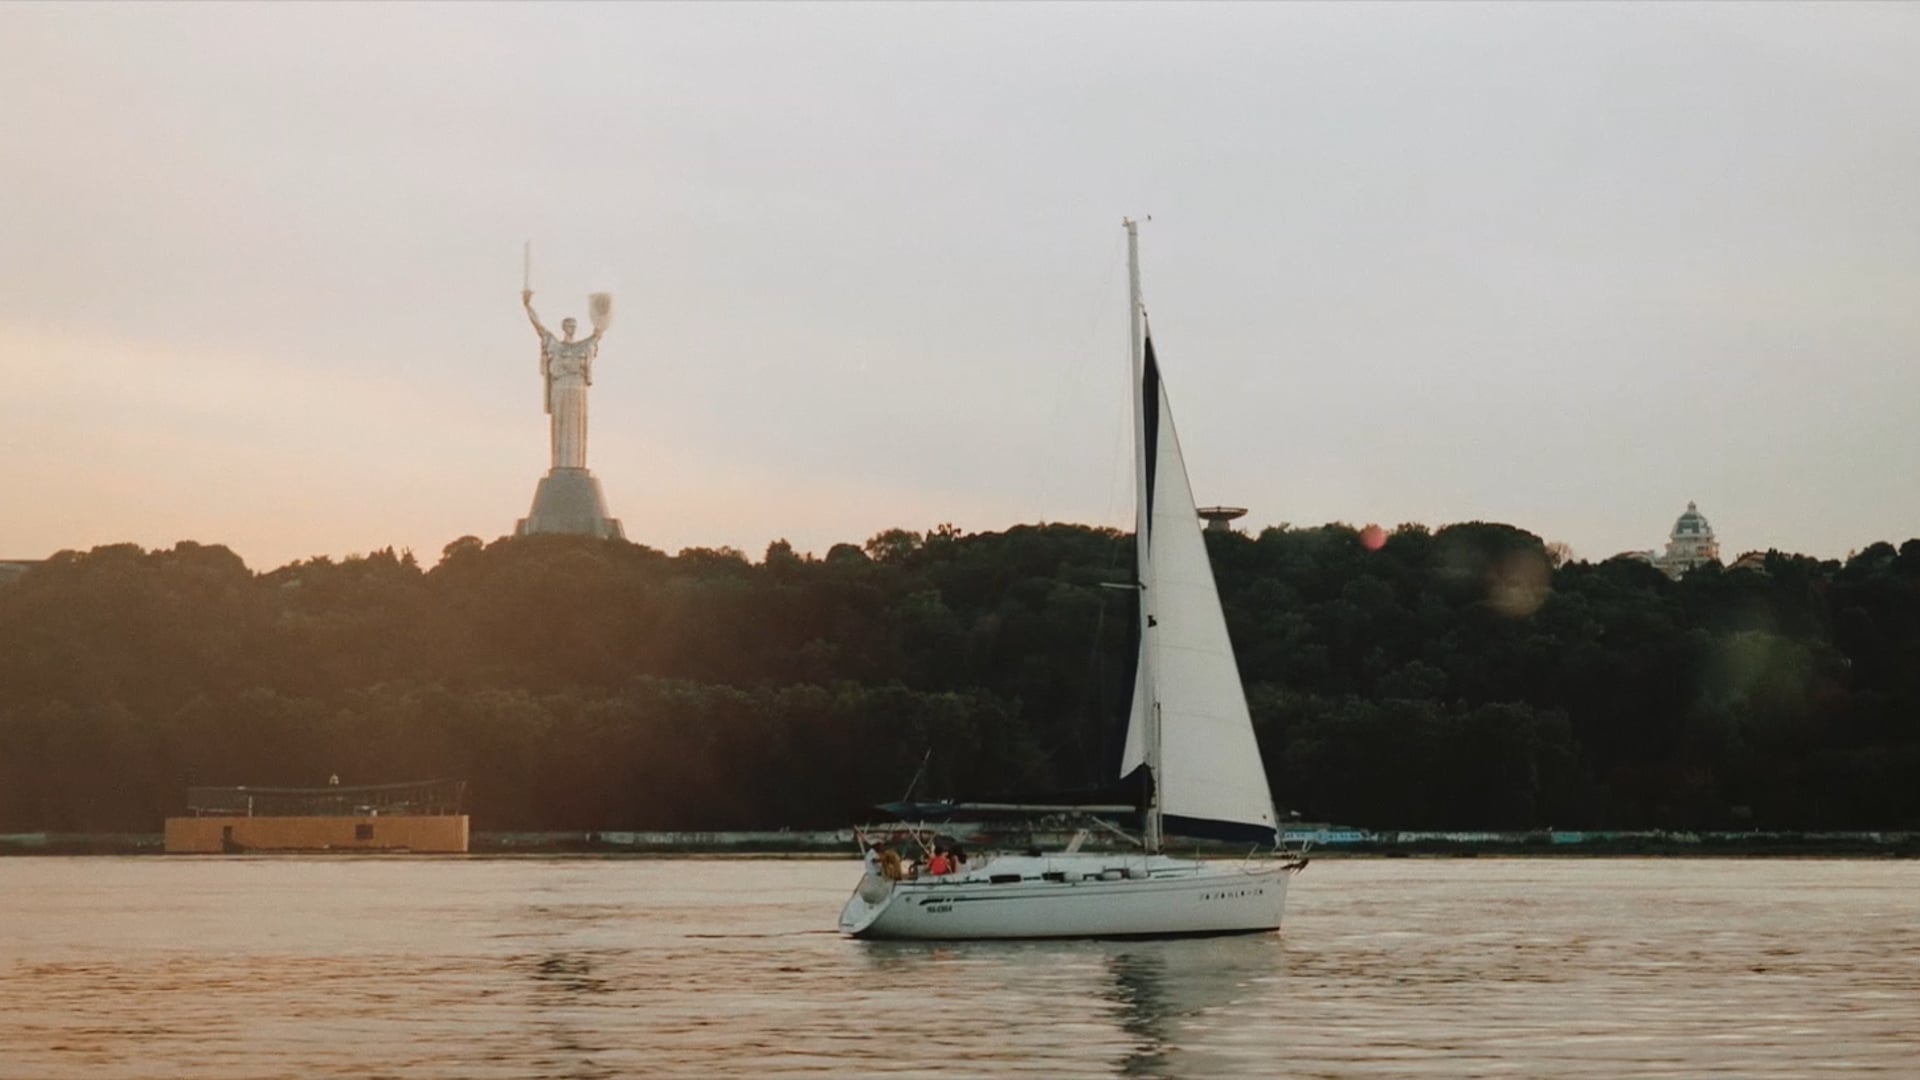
948,844,967,870
926,848,953,876
874,844,905,882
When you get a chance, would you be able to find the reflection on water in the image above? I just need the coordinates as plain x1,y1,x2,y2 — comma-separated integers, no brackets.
1107,937,1288,1078
2,857,1918,1078
1111,949,1174,1076
531,952,606,996
523,951,614,1078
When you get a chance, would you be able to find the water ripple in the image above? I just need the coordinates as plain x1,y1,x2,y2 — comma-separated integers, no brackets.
2,857,1917,1077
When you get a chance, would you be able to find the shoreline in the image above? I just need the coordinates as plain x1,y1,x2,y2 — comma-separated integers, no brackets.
3,829,1916,858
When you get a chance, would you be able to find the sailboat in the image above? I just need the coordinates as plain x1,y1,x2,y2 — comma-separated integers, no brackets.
838,220,1306,940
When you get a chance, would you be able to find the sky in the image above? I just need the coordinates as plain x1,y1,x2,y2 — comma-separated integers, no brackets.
3,2,1917,572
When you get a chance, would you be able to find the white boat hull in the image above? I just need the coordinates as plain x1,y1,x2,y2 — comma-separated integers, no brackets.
839,852,1296,940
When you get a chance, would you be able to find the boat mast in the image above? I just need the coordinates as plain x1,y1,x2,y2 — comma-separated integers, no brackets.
1125,217,1164,855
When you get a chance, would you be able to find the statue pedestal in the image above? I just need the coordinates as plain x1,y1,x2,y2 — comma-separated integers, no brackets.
516,467,625,540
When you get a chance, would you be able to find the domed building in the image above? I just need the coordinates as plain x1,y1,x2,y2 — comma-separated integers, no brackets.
1657,501,1720,578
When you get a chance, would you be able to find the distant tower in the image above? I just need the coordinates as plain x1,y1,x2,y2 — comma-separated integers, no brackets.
1196,506,1247,534
1658,501,1720,578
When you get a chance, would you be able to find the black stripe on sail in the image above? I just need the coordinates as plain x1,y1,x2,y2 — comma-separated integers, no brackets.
1141,334,1161,552
1121,762,1154,817
1113,334,1161,778
1163,814,1279,846
1115,583,1143,775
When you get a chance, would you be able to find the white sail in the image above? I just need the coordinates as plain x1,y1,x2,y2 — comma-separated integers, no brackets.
836,220,1304,941
1120,336,1279,845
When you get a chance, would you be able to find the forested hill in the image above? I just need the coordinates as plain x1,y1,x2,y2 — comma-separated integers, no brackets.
2,525,1916,834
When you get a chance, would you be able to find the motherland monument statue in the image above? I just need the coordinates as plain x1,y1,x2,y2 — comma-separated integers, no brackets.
514,243,625,539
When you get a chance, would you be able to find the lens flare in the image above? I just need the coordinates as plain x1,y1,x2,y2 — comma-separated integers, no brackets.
1487,552,1551,618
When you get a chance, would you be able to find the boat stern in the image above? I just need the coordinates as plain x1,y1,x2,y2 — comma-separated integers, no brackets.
837,859,897,937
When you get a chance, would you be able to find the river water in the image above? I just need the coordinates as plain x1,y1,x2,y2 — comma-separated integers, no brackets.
2,857,1915,1078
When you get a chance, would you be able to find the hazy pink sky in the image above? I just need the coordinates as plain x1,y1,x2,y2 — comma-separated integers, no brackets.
3,3,1916,572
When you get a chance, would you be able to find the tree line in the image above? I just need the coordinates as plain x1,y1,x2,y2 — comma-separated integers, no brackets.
1,523,1916,833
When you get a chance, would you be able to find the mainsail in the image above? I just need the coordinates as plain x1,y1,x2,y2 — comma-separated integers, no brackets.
1120,334,1280,845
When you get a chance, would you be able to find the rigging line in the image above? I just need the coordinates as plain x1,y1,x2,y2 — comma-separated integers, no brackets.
1084,525,1141,780
683,930,841,939
1027,231,1130,528
898,747,934,805
1073,599,1110,781
1102,397,1131,536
